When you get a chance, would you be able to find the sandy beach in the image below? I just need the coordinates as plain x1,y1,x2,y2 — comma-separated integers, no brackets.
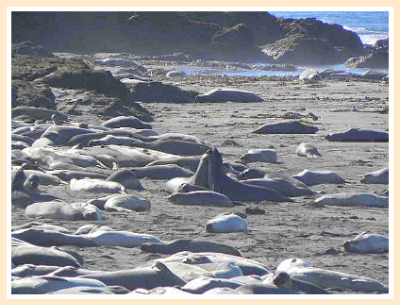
11,57,389,295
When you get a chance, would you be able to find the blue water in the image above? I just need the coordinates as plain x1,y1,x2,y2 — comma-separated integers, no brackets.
183,11,389,78
270,11,389,46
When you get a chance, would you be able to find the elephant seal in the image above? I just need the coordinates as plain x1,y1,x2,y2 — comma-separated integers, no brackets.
168,148,291,202
12,245,82,268
70,178,125,194
25,201,84,220
293,169,348,186
295,142,322,158
104,194,151,212
12,222,70,234
106,170,143,190
167,191,235,207
313,193,388,208
360,168,389,184
343,232,388,254
141,239,242,257
160,251,270,276
11,275,106,294
101,116,152,129
12,169,67,186
79,261,186,291
46,169,108,181
83,230,162,248
240,149,280,164
206,213,248,233
263,271,329,294
299,69,321,81
235,283,300,294
181,276,242,294
242,177,315,197
89,136,210,156
40,125,94,146
195,88,264,103
166,70,187,78
70,202,104,220
132,164,194,180
49,285,130,295
11,228,98,248
325,128,388,142
252,120,319,134
276,258,388,293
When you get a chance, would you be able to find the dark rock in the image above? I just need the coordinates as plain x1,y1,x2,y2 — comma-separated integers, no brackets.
12,41,55,58
345,51,388,69
278,17,363,51
12,80,56,109
263,34,354,65
12,54,89,81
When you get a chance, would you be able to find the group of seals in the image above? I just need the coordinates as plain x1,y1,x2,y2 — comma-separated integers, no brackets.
166,148,292,202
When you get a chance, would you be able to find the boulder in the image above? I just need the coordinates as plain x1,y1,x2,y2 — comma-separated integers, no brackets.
12,41,56,58
262,34,354,65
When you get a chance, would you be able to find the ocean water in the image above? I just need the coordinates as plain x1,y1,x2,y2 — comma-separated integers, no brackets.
184,11,389,78
270,10,389,46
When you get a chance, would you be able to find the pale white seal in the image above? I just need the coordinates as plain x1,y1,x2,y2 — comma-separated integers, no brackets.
343,232,388,253
293,169,348,186
295,142,322,158
313,193,388,208
276,258,388,293
70,178,125,194
83,230,162,248
104,194,151,212
240,149,280,164
206,213,248,233
195,88,264,103
360,168,388,184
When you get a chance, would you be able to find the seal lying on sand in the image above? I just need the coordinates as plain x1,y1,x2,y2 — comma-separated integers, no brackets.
242,177,315,197
101,116,152,129
88,135,210,156
293,170,348,186
206,213,248,233
252,120,319,134
295,142,322,158
141,239,242,256
12,275,107,294
325,128,388,142
240,149,280,164
11,228,98,248
167,191,235,207
79,262,186,291
343,232,388,254
195,88,264,103
360,168,388,184
313,193,388,208
276,258,388,293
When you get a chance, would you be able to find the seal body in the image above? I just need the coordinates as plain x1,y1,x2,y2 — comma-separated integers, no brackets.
325,128,388,142
343,232,388,253
360,168,388,184
167,191,234,207
141,239,242,257
252,120,318,134
206,213,247,233
314,193,388,208
240,149,279,164
195,88,264,103
293,170,348,186
295,142,322,158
